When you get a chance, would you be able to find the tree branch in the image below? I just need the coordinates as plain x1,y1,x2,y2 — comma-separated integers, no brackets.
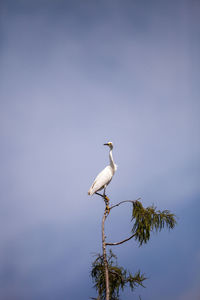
102,209,110,300
106,233,137,246
109,198,141,210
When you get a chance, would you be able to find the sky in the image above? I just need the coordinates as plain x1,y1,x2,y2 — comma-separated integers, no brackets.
0,0,200,299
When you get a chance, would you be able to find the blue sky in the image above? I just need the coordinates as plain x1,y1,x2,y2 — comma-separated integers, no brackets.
0,0,200,299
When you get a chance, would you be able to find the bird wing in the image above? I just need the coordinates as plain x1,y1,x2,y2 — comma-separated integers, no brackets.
88,166,113,195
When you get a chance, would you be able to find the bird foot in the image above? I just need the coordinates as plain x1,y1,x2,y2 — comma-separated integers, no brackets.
104,196,109,202
104,196,110,214
105,204,110,215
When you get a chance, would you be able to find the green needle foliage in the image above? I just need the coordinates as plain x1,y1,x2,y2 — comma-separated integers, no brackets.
91,250,146,300
132,200,177,246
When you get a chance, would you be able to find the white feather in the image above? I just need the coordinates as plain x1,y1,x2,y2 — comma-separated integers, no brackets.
88,142,117,196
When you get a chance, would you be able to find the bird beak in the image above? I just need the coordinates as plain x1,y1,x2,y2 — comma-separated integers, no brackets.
104,143,109,146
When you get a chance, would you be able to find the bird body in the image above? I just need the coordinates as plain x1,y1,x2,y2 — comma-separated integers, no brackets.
88,142,117,196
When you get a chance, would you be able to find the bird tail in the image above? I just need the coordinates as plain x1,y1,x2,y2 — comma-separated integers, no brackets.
88,188,94,196
88,180,97,196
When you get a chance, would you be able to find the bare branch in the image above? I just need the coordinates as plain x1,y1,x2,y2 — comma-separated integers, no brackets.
109,198,141,210
102,209,110,300
106,233,137,246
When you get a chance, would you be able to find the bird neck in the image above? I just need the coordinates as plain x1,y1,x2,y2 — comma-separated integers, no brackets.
109,149,115,169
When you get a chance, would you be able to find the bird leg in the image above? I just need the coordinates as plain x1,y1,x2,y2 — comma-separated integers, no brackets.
95,191,110,214
95,192,105,199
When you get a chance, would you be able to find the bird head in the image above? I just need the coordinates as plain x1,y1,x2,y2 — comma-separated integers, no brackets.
104,142,113,150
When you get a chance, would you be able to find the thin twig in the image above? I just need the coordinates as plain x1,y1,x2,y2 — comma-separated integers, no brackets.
109,198,141,210
106,233,137,246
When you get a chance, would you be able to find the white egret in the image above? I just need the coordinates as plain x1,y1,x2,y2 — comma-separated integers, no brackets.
88,142,117,198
